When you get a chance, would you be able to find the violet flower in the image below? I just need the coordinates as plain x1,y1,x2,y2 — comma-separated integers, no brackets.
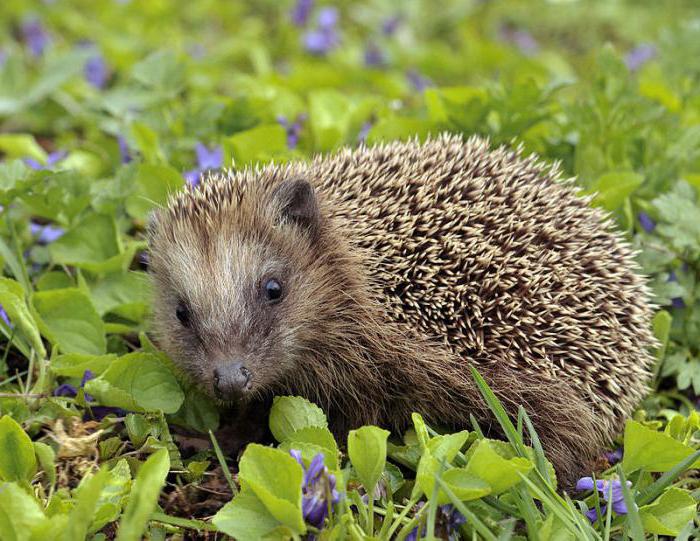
382,16,401,36
184,143,223,186
290,450,340,529
638,211,655,233
290,0,314,27
277,114,305,149
84,53,109,89
0,50,7,68
117,135,132,164
364,43,385,67
625,44,656,72
406,69,432,92
21,18,50,58
605,448,623,465
30,222,65,244
357,120,373,144
303,7,339,55
407,504,466,541
24,151,67,171
0,306,11,327
53,369,127,419
499,25,539,55
576,477,631,523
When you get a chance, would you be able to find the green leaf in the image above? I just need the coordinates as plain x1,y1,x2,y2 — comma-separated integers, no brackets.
309,90,353,151
589,171,643,211
61,468,110,541
32,288,105,355
33,442,56,487
622,420,700,473
279,426,339,470
91,459,132,533
426,431,470,463
0,415,37,482
651,310,672,359
0,482,48,541
438,468,492,504
115,448,170,541
639,488,696,536
89,271,152,322
0,134,46,161
347,426,390,496
0,277,46,358
224,124,288,165
464,439,533,494
237,444,306,533
268,395,328,443
168,383,220,433
125,164,184,221
49,214,123,273
50,353,116,378
83,352,184,413
213,488,285,541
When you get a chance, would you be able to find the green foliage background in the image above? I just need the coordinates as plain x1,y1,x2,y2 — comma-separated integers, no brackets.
0,0,698,539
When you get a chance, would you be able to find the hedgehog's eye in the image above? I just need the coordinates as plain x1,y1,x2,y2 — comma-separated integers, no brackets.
263,278,283,303
176,303,191,327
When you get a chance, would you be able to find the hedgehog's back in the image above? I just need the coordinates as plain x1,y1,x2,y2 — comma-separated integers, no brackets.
312,134,655,431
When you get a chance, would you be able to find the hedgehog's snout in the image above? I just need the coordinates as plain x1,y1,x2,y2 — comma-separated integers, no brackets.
213,361,253,400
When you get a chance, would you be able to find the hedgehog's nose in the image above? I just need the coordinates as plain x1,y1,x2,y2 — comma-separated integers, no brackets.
213,362,252,399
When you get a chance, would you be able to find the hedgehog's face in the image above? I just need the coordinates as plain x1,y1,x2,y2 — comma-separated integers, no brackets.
148,178,326,405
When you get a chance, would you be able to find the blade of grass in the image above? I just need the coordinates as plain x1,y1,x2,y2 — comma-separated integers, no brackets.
208,430,238,496
470,414,485,439
151,512,218,532
469,366,527,456
616,467,644,541
433,476,498,541
512,484,541,541
518,406,551,484
603,480,613,541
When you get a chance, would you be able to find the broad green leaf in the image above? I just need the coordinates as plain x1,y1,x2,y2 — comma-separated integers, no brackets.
213,488,285,541
225,124,288,165
35,271,74,291
0,482,47,541
89,271,152,321
589,171,643,211
0,134,46,161
33,442,56,487
651,310,671,359
0,277,46,357
237,444,305,533
168,384,220,433
48,214,122,273
125,164,184,220
32,288,105,355
438,468,491,504
91,459,132,533
0,415,37,482
279,426,339,470
639,488,696,536
50,353,116,378
347,426,390,496
426,431,470,463
464,439,533,494
84,352,184,413
622,420,700,473
115,448,170,541
268,395,327,443
309,90,353,151
61,468,110,541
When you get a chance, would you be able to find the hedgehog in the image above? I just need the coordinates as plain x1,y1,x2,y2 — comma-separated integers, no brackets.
147,134,655,486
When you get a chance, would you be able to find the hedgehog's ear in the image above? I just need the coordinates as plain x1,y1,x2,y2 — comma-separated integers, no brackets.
271,178,320,240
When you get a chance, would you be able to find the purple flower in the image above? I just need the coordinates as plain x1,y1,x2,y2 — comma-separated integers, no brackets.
22,18,50,58
0,306,11,327
53,369,94,401
84,53,109,89
303,7,339,55
406,69,432,92
30,222,65,244
290,450,341,529
277,114,306,149
638,211,655,233
382,16,401,36
184,143,223,186
290,0,314,27
24,150,67,171
576,477,631,522
499,26,539,55
0,50,7,68
605,448,623,465
358,120,373,144
625,44,656,72
364,44,385,67
117,135,132,164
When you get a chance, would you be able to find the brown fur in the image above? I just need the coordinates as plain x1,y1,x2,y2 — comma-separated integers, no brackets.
148,134,656,487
